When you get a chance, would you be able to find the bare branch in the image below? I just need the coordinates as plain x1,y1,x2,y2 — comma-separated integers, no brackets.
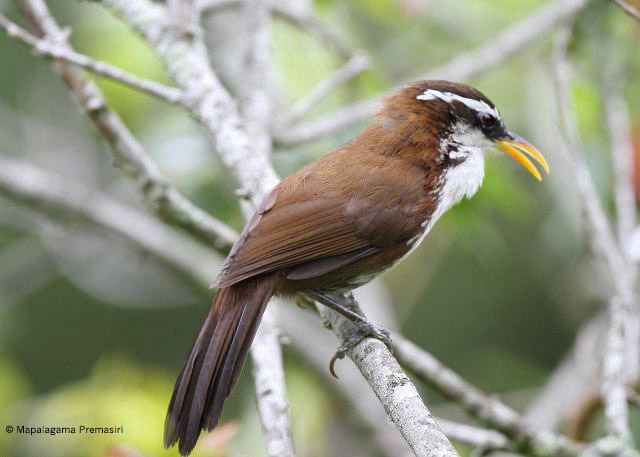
0,156,218,290
610,0,640,21
0,12,185,105
16,0,238,252
275,52,370,127
275,0,594,146
392,334,584,457
196,0,354,58
551,25,637,444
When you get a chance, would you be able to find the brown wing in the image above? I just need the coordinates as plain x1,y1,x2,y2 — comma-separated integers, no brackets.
214,150,431,289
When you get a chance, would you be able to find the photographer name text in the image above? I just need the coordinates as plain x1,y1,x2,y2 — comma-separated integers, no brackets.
5,425,124,435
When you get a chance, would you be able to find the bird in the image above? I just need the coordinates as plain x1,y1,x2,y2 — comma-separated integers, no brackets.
164,80,549,455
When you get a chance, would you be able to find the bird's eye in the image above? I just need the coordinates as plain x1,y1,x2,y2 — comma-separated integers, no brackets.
478,112,497,130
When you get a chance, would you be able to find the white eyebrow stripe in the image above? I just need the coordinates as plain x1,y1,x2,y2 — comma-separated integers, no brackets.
416,89,499,117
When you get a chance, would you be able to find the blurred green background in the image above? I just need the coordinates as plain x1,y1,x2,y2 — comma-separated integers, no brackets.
0,0,639,456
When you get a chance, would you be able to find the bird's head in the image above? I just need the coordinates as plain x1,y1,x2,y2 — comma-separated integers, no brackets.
378,80,549,181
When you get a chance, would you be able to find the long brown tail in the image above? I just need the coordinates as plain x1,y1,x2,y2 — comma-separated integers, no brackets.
164,275,277,455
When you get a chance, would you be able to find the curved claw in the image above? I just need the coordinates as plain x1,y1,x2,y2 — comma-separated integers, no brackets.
329,351,345,379
327,323,393,378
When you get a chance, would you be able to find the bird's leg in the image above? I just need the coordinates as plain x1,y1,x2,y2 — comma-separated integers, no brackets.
305,290,367,322
305,290,392,377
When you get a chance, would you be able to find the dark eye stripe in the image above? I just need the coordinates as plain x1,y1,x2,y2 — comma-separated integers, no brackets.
478,112,497,129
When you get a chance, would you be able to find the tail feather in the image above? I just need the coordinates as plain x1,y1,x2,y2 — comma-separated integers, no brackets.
164,276,276,455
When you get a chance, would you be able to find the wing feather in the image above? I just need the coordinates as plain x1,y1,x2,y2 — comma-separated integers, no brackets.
215,151,431,288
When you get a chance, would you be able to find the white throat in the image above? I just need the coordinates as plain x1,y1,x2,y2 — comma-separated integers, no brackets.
404,129,486,254
435,123,489,215
435,148,485,217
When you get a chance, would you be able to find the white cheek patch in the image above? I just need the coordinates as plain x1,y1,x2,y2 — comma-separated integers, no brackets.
417,89,499,118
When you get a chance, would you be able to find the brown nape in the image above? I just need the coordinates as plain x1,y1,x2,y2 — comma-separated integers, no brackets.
365,82,459,170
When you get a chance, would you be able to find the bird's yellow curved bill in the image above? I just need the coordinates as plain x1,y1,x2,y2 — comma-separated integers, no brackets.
496,135,549,181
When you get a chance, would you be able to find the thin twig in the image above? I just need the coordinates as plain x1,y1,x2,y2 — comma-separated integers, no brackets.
611,0,640,21
551,25,637,444
0,12,185,104
276,52,370,127
274,0,593,146
16,0,238,252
